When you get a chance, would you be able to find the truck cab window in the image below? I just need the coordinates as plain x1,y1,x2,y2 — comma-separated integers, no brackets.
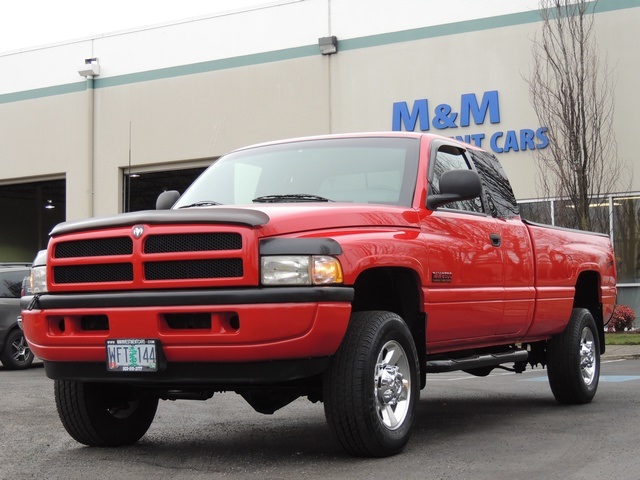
469,150,520,218
429,146,484,213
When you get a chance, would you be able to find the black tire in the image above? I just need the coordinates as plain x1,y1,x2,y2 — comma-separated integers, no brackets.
0,328,35,370
54,380,158,446
323,311,420,457
547,308,600,404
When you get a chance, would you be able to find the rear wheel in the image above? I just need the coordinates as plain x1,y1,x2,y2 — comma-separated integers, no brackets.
0,329,34,370
547,308,600,404
55,380,158,446
323,311,419,457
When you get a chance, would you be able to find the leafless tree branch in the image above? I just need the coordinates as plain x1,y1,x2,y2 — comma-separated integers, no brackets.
525,0,629,232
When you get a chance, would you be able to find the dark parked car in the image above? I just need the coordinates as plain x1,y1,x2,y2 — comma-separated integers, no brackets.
0,263,34,369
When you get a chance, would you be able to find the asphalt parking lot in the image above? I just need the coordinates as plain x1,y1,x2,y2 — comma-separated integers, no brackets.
2,358,639,480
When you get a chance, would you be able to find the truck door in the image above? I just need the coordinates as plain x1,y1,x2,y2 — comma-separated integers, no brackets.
468,149,535,336
421,143,505,345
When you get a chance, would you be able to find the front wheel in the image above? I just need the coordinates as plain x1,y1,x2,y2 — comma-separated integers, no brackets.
547,308,600,404
323,311,420,457
55,380,158,446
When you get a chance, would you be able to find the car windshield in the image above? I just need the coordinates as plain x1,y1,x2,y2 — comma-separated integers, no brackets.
173,137,420,208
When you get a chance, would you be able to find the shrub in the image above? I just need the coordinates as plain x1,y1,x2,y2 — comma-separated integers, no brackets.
607,305,636,332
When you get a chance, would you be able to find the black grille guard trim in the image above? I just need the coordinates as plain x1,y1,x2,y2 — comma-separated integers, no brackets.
50,208,270,236
21,286,354,310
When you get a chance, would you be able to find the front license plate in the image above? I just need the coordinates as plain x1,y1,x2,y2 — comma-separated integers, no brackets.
106,339,158,372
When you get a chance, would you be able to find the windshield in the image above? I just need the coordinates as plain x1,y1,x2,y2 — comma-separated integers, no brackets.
174,137,420,208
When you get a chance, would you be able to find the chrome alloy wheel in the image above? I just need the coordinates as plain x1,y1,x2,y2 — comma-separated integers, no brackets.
12,335,32,364
580,327,596,386
374,340,411,430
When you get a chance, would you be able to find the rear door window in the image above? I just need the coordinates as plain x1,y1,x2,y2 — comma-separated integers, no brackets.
0,270,28,298
469,150,520,218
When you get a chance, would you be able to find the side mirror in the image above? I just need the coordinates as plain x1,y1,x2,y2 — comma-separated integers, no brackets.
427,169,482,210
156,190,180,210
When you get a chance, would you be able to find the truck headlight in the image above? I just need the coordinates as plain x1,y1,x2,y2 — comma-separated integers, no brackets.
261,255,343,286
30,266,48,294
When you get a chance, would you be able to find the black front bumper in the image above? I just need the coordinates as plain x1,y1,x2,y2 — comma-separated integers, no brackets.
44,356,331,388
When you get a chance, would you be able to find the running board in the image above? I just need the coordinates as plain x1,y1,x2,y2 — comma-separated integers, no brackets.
425,349,529,373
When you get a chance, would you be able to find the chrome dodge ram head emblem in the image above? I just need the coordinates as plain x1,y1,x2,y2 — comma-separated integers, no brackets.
132,225,145,238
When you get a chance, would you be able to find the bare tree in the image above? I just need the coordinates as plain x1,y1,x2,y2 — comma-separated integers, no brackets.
526,0,628,232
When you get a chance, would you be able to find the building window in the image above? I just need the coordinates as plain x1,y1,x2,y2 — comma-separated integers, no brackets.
613,196,640,284
519,200,552,225
123,167,207,212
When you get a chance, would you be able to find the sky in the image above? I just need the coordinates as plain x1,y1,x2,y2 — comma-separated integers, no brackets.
0,0,270,54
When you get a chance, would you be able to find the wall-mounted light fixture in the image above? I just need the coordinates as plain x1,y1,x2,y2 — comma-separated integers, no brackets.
318,36,338,55
78,57,100,77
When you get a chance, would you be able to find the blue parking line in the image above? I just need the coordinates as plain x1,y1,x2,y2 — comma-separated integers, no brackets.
524,376,640,383
600,376,640,383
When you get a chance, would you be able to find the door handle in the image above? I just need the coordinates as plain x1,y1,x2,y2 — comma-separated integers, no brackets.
490,233,502,247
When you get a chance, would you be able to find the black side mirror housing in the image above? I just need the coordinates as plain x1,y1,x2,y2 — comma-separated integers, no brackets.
427,169,482,210
156,190,181,210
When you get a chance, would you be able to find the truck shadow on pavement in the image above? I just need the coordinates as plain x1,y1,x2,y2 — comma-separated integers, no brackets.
58,389,568,474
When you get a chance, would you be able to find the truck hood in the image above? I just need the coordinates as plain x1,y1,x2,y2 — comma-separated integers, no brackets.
50,203,420,237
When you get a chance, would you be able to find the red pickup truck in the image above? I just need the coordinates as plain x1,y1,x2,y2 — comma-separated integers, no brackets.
22,132,616,457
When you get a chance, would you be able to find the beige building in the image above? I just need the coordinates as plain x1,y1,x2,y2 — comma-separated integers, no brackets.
1,0,639,310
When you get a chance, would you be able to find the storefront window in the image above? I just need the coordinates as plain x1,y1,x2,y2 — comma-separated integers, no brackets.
519,195,640,285
123,167,207,212
613,197,640,284
551,199,609,234
590,200,613,235
518,200,552,225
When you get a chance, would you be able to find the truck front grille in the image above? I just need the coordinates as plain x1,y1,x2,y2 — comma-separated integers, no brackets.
54,263,134,283
144,259,243,280
50,228,252,290
145,233,242,253
55,237,133,258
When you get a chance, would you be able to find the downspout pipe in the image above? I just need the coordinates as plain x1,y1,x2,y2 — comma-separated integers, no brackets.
78,58,99,218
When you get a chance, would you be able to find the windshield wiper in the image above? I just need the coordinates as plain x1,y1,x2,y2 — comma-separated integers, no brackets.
252,194,333,203
178,200,223,208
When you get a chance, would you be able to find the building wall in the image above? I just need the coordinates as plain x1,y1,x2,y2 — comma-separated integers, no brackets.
0,91,91,219
1,0,639,217
92,55,332,215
